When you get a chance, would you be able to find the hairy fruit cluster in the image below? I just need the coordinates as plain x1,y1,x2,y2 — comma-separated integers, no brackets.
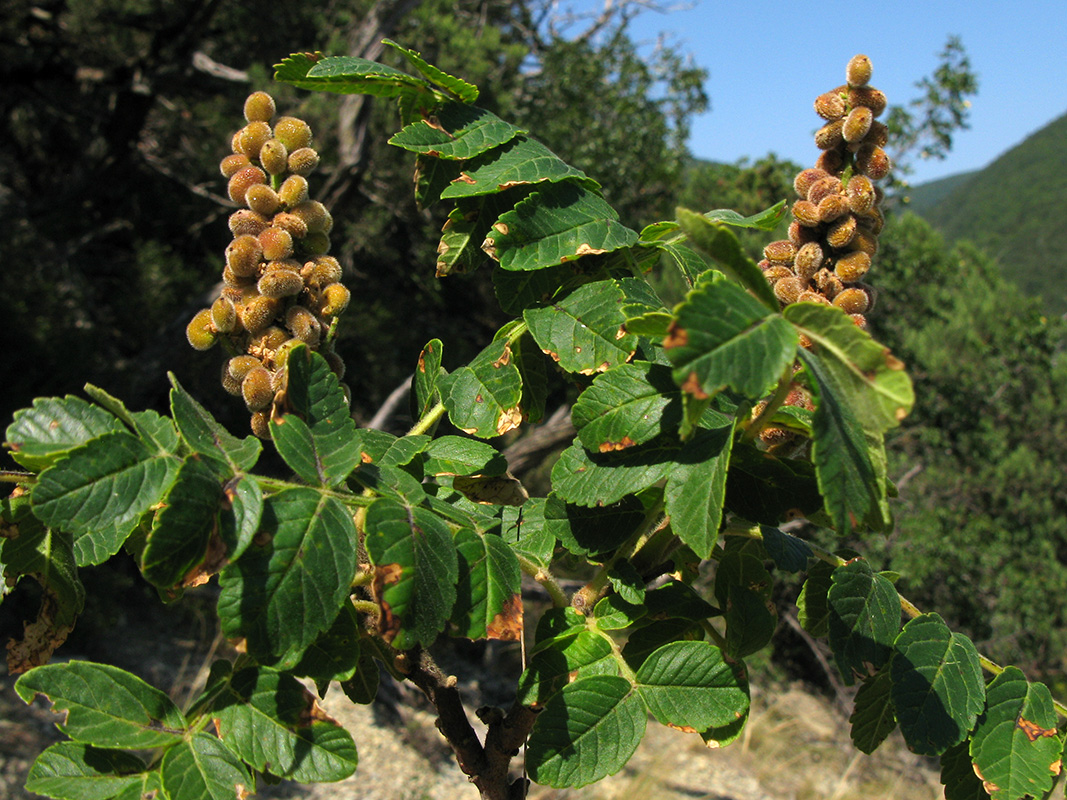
760,54,890,329
185,91,350,438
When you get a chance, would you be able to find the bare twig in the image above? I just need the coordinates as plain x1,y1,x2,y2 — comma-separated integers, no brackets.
367,375,413,431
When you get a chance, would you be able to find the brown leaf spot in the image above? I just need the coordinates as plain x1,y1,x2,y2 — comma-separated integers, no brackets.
496,181,527,191
417,352,427,373
542,349,561,363
895,406,908,422
486,594,524,641
492,345,512,369
475,393,484,403
972,763,999,794
360,451,374,464
378,600,401,644
182,530,228,588
236,784,253,800
5,589,74,674
663,321,688,349
885,352,905,370
667,723,699,734
493,222,509,235
575,243,607,257
598,436,636,453
1016,716,1058,742
680,372,709,399
252,529,272,547
614,325,628,340
497,406,523,436
1052,759,1063,776
451,173,476,185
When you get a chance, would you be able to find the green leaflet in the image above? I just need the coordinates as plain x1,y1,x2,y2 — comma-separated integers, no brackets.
364,498,459,650
760,525,814,573
4,395,125,472
969,667,1062,800
82,385,179,454
849,668,897,754
15,661,186,749
798,348,887,535
390,103,522,159
31,431,180,566
452,527,523,640
796,558,835,637
544,493,646,557
784,302,914,436
216,473,262,563
500,499,556,569
216,488,358,663
441,137,597,200
713,551,776,658
724,443,822,526
518,609,617,707
1,522,84,673
526,675,646,788
25,742,145,800
485,182,638,271
141,456,222,590
493,262,576,315
666,272,798,401
214,666,358,783
674,207,780,310
159,733,251,800
890,613,984,756
550,436,678,508
663,425,733,558
423,435,508,477
271,345,361,487
292,602,362,693
940,740,991,800
413,339,445,421
168,374,260,476
621,618,704,672
571,361,682,452
634,641,749,732
381,39,479,103
440,337,523,438
827,559,901,686
274,52,428,99
524,279,639,375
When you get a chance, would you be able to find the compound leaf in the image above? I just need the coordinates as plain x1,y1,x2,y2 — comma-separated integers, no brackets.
527,675,646,788
15,661,186,749
890,613,984,756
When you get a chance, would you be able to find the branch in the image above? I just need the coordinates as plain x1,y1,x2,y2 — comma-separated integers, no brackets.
402,647,536,800
366,375,413,431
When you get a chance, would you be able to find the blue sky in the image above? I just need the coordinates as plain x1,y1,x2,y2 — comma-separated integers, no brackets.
612,0,1067,185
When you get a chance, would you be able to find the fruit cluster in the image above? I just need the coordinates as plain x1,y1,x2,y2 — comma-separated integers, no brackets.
759,54,890,329
185,92,351,438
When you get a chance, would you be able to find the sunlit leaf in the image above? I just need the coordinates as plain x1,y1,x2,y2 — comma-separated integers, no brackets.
5,396,125,472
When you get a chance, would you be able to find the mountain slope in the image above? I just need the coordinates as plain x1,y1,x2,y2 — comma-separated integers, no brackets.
918,111,1067,313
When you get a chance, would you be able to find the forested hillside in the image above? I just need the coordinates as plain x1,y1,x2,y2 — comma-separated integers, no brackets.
915,111,1067,312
